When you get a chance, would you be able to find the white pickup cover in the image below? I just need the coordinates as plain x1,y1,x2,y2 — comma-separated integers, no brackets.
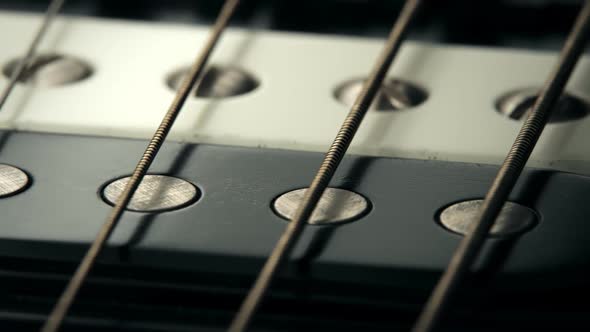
1,11,589,174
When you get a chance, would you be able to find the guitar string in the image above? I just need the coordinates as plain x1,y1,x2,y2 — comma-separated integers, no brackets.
0,0,65,111
39,0,241,331
411,2,590,332
227,0,423,331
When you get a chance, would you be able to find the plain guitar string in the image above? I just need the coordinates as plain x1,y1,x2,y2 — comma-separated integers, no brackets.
0,0,65,110
227,0,424,331
2,1,588,332
39,0,241,331
411,2,590,332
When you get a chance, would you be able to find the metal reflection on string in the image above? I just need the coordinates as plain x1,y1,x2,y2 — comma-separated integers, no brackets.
227,1,423,331
39,1,241,331
0,0,65,110
411,2,590,332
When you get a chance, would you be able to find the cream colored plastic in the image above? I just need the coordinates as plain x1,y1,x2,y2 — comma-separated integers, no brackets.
1,11,589,174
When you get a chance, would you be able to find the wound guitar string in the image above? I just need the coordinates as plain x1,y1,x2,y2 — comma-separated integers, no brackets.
227,0,423,331
39,1,241,331
411,2,590,332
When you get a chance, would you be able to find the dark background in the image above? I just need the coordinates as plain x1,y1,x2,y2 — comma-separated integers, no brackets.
0,0,587,51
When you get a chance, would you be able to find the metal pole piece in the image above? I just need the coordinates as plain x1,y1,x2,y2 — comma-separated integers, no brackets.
411,2,590,332
39,1,241,331
227,1,423,331
0,0,65,110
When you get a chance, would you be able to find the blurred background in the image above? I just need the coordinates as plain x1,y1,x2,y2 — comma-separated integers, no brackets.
0,0,587,51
